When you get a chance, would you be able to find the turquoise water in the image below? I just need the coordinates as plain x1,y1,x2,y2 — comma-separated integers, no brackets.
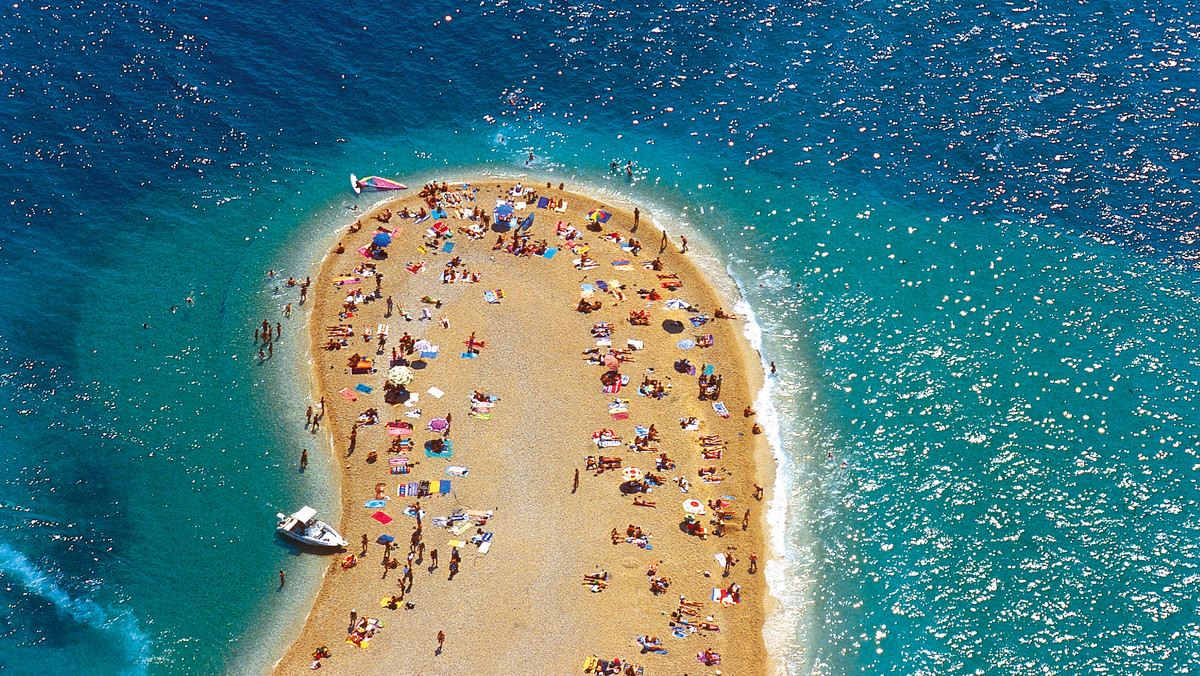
2,0,1199,673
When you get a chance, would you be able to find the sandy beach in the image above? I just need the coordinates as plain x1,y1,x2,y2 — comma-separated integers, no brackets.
274,179,774,675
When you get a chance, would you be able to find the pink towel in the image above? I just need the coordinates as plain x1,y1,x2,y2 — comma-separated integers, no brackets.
371,511,393,525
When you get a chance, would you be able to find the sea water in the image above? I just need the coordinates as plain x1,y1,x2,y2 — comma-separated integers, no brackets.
2,0,1198,673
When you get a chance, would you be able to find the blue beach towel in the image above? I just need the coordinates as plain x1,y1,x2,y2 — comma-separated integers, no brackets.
425,439,453,458
460,352,477,359
702,364,714,376
543,247,557,259
537,197,549,209
355,383,373,394
376,534,395,544
581,283,595,293
419,351,439,359
439,479,451,495
364,500,387,508
442,241,455,253
484,290,498,304
595,280,610,292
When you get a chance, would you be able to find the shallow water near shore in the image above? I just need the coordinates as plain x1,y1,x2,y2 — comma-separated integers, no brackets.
2,0,1199,673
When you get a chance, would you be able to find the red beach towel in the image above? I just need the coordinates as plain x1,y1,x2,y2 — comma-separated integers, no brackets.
371,511,393,525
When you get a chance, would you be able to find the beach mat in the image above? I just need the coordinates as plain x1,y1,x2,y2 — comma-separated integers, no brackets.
543,247,557,259
355,383,373,394
537,196,549,209
442,241,455,253
438,479,451,495
371,511,393,525
338,387,359,401
445,465,469,477
364,500,387,509
376,534,395,544
461,352,477,359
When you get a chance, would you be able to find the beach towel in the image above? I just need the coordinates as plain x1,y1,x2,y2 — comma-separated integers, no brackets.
713,401,730,418
602,380,622,394
438,479,451,495
355,383,373,394
555,201,568,213
689,315,710,327
484,290,499,304
376,534,395,544
460,352,477,359
427,387,445,399
542,247,557,259
703,364,714,376
537,197,550,209
364,500,388,509
332,276,361,286
338,387,359,401
442,241,455,254
419,350,438,359
424,440,453,458
445,466,469,477
677,339,696,350
407,481,420,498
386,422,412,437
611,260,634,271
478,541,491,554
595,280,610,292
357,246,371,258
371,511,393,525
627,339,644,350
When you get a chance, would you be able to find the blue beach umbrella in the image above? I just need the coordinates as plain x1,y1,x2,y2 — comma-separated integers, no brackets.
495,203,514,218
373,232,392,247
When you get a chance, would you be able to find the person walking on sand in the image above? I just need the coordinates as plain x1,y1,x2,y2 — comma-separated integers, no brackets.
361,534,369,556
633,207,640,231
749,552,758,573
680,235,688,253
430,548,439,569
386,296,393,316
444,412,452,437
436,630,446,654
306,406,313,427
753,483,764,500
300,449,308,471
573,467,580,493
659,231,668,254
743,508,750,531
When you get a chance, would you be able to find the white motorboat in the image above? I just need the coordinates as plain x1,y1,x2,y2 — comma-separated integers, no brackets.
276,506,348,549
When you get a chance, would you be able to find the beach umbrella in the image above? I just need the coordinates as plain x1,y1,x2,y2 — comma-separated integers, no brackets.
622,467,644,482
588,209,611,222
413,339,434,353
428,418,449,432
387,365,415,387
603,353,621,371
495,203,514,218
664,299,690,310
373,231,392,247
677,339,696,350
682,499,706,515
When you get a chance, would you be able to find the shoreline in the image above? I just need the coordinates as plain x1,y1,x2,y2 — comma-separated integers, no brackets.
275,177,776,674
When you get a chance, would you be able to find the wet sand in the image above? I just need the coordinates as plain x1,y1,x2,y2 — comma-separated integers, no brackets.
274,179,774,675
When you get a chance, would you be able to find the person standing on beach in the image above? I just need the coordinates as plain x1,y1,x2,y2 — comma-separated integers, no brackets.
279,570,285,587
659,231,668,254
437,630,445,654
361,534,369,556
680,235,688,253
448,559,459,580
276,322,281,340
444,412,452,437
743,508,750,530
268,342,273,359
300,449,308,471
573,468,580,493
633,207,639,231
430,548,438,569
386,296,393,316
349,609,357,629
306,406,313,427
749,552,758,573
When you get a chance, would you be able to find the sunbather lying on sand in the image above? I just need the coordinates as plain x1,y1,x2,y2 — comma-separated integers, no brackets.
632,497,656,508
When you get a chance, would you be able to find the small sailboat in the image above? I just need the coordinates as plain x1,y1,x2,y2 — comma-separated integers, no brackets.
276,506,348,549
351,174,408,194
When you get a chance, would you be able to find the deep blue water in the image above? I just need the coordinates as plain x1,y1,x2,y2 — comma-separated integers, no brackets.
2,0,1199,673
